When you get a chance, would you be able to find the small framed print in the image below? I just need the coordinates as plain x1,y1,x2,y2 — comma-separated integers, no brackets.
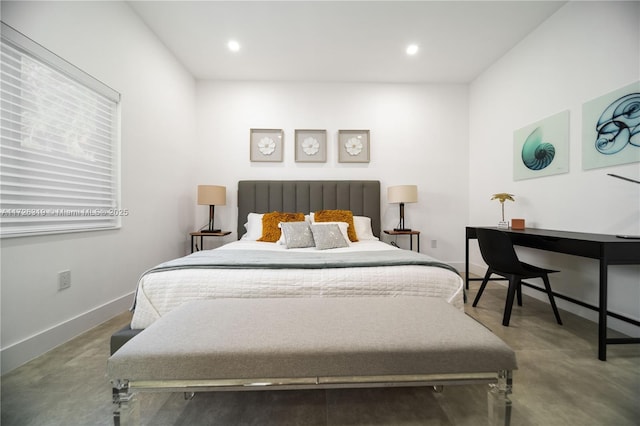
295,129,327,163
250,129,283,162
338,130,370,163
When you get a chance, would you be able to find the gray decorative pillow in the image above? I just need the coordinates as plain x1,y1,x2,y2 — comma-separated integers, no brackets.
310,223,349,250
279,221,315,249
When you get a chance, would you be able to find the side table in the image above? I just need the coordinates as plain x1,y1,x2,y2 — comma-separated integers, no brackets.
190,231,231,253
383,230,420,252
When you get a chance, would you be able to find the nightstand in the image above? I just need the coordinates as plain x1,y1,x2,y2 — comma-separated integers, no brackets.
190,231,231,253
383,230,420,252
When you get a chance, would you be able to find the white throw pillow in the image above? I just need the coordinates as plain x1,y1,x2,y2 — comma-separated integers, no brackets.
240,213,264,240
353,216,378,241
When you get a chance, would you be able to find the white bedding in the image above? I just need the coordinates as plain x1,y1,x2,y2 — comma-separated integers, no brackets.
131,240,464,329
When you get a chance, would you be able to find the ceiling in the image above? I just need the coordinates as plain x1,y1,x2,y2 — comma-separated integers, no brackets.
129,1,566,84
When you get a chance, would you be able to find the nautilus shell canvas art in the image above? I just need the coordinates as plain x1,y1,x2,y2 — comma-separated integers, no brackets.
513,110,570,181
582,81,640,170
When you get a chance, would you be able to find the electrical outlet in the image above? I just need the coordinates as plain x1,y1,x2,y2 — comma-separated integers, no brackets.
431,240,437,249
58,270,71,291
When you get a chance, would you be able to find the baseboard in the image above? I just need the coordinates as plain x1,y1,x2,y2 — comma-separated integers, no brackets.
1,292,134,374
464,261,489,278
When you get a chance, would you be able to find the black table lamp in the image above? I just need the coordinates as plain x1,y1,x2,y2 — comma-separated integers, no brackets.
197,185,226,233
388,185,418,232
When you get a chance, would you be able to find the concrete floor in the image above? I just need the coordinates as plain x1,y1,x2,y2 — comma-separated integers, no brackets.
1,284,639,425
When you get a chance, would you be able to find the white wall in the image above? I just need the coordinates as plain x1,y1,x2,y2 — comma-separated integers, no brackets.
195,81,470,261
469,1,640,335
0,1,198,372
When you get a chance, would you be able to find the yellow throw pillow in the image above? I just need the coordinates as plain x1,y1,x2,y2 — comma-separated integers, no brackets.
258,211,305,242
314,209,358,242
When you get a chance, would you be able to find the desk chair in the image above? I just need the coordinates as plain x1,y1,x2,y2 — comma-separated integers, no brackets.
472,228,563,326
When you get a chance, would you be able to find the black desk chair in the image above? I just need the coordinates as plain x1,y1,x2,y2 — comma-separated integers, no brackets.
472,228,563,327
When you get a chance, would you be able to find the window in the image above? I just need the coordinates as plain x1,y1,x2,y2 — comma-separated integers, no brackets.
1,22,121,238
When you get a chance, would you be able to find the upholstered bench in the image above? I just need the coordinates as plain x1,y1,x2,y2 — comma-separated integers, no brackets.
108,297,517,425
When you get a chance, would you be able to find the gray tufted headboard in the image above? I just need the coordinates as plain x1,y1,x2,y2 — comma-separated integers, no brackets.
237,180,381,239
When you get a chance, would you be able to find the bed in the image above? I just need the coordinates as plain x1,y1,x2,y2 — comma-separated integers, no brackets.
127,180,464,331
109,181,512,425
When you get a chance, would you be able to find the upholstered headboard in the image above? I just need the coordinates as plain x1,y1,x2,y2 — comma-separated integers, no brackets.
237,180,381,239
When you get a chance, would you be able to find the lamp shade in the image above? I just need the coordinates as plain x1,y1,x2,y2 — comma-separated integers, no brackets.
387,185,418,204
197,185,226,206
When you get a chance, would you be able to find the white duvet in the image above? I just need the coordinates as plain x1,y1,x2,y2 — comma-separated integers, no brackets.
131,240,464,329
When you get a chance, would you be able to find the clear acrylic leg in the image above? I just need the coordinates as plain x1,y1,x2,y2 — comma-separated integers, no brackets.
487,370,513,426
112,381,140,426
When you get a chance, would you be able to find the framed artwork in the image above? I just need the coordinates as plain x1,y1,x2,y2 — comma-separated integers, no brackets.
295,129,327,163
338,130,370,163
250,129,283,162
513,110,570,181
582,81,640,170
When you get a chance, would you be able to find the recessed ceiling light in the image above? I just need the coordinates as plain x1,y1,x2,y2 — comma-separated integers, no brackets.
227,40,241,52
406,44,419,55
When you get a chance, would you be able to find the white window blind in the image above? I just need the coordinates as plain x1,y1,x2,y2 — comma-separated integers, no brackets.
1,22,121,238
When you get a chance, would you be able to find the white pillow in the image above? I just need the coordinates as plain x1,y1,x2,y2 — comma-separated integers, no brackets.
240,213,264,240
309,221,351,246
353,216,378,241
311,213,376,241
